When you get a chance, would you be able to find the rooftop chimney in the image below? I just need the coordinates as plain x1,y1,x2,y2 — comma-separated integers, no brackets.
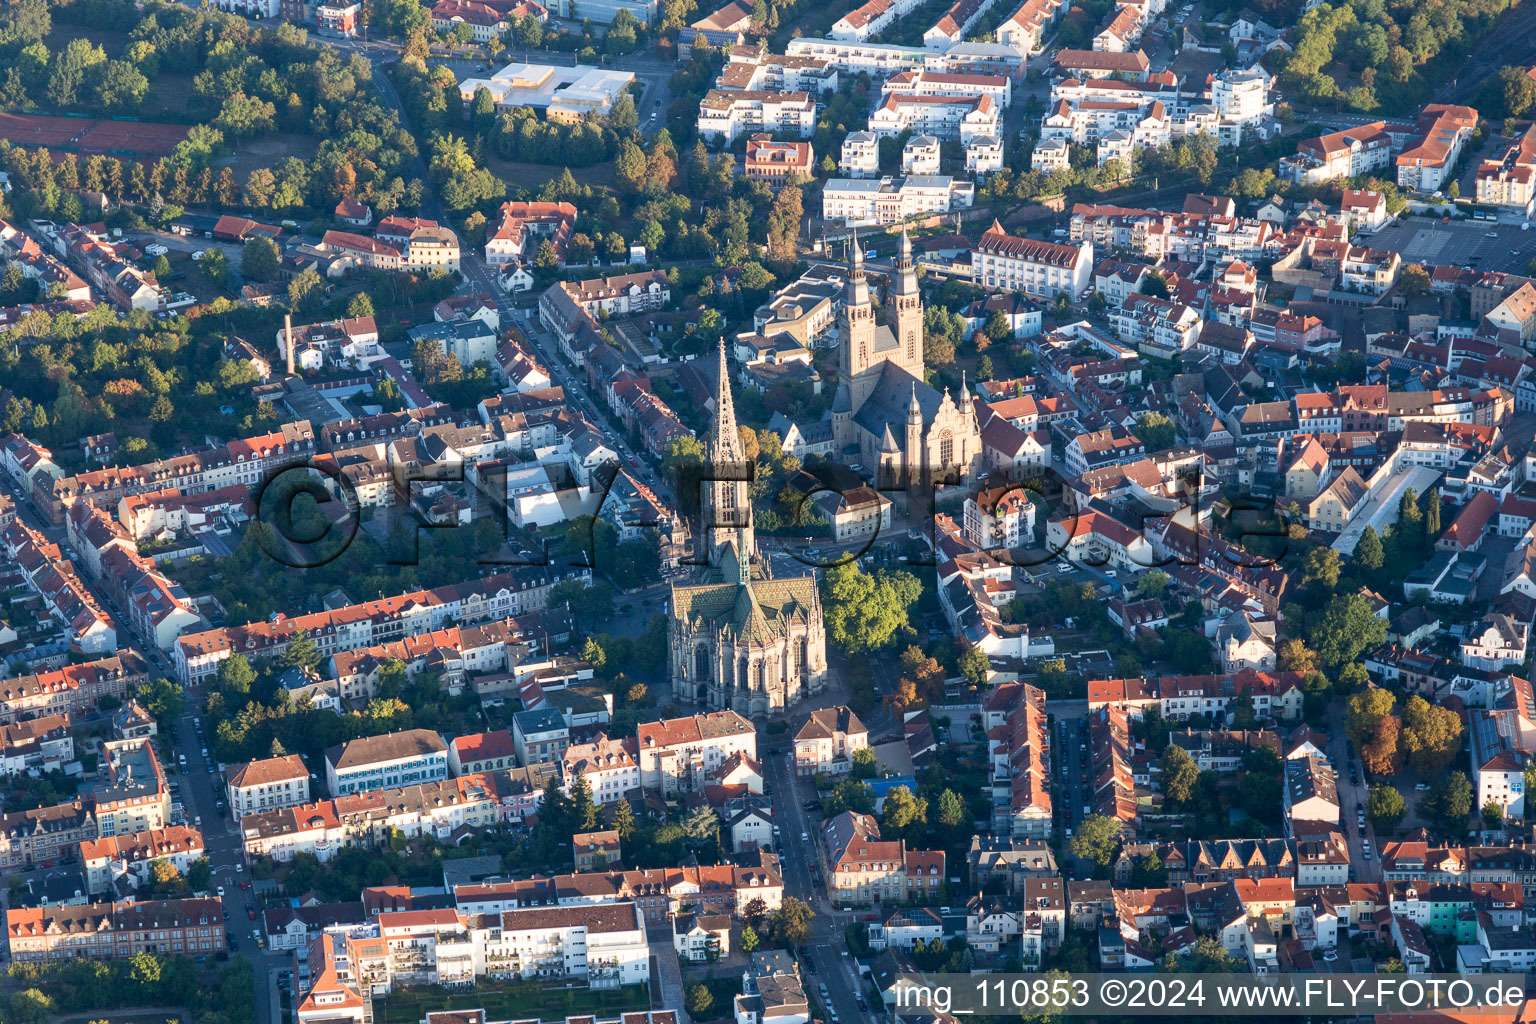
285,313,295,376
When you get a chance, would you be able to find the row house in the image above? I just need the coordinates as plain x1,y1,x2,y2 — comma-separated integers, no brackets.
172,562,588,684
6,898,224,962
79,825,205,895
240,774,504,863
1087,669,1306,723
822,811,946,905
983,682,1053,840
0,650,145,724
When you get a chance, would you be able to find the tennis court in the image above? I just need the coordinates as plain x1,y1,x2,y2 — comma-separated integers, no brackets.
0,112,191,158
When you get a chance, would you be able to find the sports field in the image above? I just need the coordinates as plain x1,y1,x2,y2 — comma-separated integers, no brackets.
0,112,191,158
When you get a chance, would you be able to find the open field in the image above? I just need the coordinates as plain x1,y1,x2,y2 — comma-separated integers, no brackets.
372,982,649,1024
217,132,320,178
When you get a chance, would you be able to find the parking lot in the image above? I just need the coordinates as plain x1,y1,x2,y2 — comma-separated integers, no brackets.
1369,217,1536,275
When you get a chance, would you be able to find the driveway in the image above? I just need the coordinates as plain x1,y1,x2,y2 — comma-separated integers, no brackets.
1325,698,1379,882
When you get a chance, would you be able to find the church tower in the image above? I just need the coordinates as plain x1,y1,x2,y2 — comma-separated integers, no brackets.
702,339,754,582
905,383,924,486
841,232,879,412
891,228,924,372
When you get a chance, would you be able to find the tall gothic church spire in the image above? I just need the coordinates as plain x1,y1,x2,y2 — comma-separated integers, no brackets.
705,338,754,582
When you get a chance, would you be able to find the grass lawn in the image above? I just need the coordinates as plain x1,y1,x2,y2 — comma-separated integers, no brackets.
373,982,649,1024
687,975,742,1022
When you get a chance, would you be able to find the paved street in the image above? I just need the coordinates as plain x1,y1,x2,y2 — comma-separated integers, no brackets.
761,743,868,1023
1324,699,1380,884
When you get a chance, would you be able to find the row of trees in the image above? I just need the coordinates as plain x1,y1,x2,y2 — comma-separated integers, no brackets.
1346,687,1463,776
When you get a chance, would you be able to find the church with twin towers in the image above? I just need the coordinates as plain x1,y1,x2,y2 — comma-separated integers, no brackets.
833,228,984,489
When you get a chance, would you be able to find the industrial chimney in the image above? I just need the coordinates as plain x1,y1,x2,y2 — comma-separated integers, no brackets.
285,313,295,376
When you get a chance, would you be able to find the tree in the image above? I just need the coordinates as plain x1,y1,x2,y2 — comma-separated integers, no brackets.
243,236,281,283
215,91,278,141
1354,525,1384,572
850,746,878,780
1280,638,1319,674
611,796,636,842
880,785,928,842
1160,936,1243,973
1160,744,1199,805
138,676,184,725
100,60,149,111
215,654,256,695
1367,783,1406,833
936,788,966,829
958,646,990,687
1301,547,1342,589
739,924,760,953
288,266,326,312
685,983,713,1017
1400,695,1464,776
1400,263,1431,296
571,776,600,832
769,896,815,946
1346,687,1399,774
1069,813,1122,868
683,804,719,845
1133,411,1176,451
820,562,922,654
1309,591,1388,668
1484,798,1506,830
346,292,375,318
1419,772,1475,836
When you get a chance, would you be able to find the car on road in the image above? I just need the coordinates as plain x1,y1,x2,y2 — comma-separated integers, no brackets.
217,886,225,897
801,832,809,842
1323,948,1338,962
1488,231,1499,238
248,908,257,920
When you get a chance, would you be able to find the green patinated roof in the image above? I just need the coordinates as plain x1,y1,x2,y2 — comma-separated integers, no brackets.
671,573,819,644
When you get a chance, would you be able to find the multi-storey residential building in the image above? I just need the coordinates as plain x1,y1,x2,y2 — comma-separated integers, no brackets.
0,714,73,776
448,730,519,775
715,46,839,94
696,90,816,142
868,93,1000,142
0,800,97,869
241,775,504,863
1397,104,1479,192
1477,125,1536,217
840,131,881,177
973,222,1093,300
94,739,170,838
884,69,1011,106
983,682,1053,840
823,811,946,904
6,898,225,961
830,0,924,40
821,176,976,225
326,730,448,797
902,134,941,174
636,711,758,795
484,201,576,270
1279,123,1394,184
80,826,205,895
227,754,311,819
793,706,868,777
964,485,1037,549
485,902,650,987
375,216,462,273
513,707,570,765
573,830,622,872
174,564,586,684
1109,293,1203,357
562,734,639,804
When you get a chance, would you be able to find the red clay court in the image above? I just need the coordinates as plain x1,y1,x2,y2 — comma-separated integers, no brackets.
0,113,191,159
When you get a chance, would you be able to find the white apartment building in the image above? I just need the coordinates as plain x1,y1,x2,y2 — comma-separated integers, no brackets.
1209,69,1272,129
227,754,311,820
821,175,976,225
840,131,881,177
869,92,999,142
325,729,449,797
784,37,928,75
1108,293,1203,357
967,135,1004,175
830,0,925,41
561,734,640,804
883,69,1011,107
972,222,1093,299
1477,126,1536,217
793,706,869,776
902,134,941,174
1279,122,1393,184
1032,137,1069,173
1397,104,1479,193
996,0,1064,53
963,485,1036,549
636,711,758,796
486,902,650,987
697,90,816,143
